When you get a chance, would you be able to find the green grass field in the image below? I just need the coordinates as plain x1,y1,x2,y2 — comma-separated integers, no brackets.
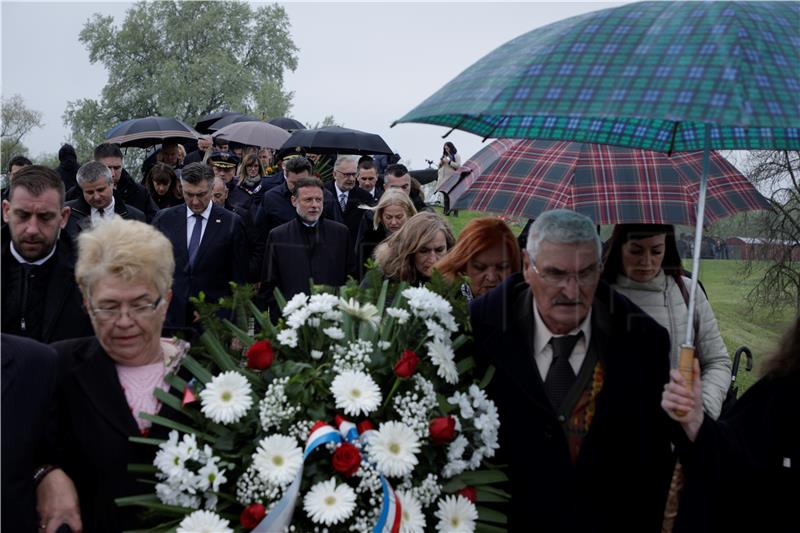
436,208,796,393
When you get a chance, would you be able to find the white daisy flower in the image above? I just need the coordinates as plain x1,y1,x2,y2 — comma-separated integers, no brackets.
253,434,303,487
368,421,420,477
303,477,357,526
426,338,459,384
323,326,345,340
331,370,382,416
282,293,309,317
338,297,381,329
434,495,478,533
310,349,324,360
197,459,227,493
176,510,233,533
199,371,253,424
385,307,410,324
397,490,426,533
277,328,298,348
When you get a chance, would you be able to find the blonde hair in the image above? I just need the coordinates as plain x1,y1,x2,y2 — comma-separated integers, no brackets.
373,189,417,230
75,217,175,296
374,211,455,283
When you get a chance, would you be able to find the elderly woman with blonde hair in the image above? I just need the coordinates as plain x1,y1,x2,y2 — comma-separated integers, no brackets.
373,211,455,285
42,217,190,532
355,189,417,278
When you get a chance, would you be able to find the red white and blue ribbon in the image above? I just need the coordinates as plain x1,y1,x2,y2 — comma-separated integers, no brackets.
253,421,401,533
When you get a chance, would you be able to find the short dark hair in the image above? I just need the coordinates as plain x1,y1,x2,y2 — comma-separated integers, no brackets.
8,165,65,207
7,155,32,173
385,163,409,178
284,156,313,176
93,142,123,160
358,159,376,171
358,155,374,165
180,162,214,185
291,176,324,197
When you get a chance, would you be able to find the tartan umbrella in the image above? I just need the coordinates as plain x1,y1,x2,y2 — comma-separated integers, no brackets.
395,1,799,357
104,116,198,148
439,139,771,226
394,1,800,153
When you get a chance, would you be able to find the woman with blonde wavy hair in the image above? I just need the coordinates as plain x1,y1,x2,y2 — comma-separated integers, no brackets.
373,211,455,285
355,189,417,278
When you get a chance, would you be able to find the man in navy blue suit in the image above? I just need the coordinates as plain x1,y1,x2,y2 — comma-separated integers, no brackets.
152,162,248,328
325,155,376,242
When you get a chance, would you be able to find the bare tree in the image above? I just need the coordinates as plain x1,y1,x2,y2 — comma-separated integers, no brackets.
739,150,800,315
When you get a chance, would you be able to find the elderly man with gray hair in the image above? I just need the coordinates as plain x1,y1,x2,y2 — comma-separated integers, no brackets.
470,209,676,532
325,154,376,240
64,160,145,241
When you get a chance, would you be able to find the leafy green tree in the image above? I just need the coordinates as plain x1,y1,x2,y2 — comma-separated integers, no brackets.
1,94,43,171
64,1,298,160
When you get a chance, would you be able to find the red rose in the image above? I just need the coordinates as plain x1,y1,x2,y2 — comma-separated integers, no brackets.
246,340,274,369
332,442,362,477
429,416,456,445
357,419,375,434
457,486,478,503
240,503,267,529
394,349,420,378
309,420,328,434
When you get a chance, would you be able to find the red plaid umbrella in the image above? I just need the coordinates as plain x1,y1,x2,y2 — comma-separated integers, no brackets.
438,139,771,226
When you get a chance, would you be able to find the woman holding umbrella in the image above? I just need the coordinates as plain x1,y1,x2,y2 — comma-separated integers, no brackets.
602,223,731,418
436,142,461,212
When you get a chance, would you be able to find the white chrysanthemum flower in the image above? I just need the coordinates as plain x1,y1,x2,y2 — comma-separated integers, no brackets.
176,510,233,533
286,306,312,330
402,287,453,319
434,495,478,533
311,349,324,360
331,370,382,416
276,328,298,348
377,340,392,351
197,459,227,493
323,326,345,340
303,477,357,525
253,435,303,487
385,306,410,324
338,297,381,329
308,293,340,314
282,293,309,317
368,421,420,477
199,371,253,424
426,338,459,384
397,490,426,533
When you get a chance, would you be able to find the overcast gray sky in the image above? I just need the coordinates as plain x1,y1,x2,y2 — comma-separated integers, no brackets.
2,1,622,168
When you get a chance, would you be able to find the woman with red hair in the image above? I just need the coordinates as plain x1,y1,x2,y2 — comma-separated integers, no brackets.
436,217,521,301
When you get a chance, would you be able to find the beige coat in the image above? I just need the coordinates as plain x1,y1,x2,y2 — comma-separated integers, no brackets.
613,271,731,419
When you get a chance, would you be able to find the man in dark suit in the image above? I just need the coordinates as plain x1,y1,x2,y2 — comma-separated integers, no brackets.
357,158,383,201
1,334,82,533
470,209,676,532
326,155,376,241
260,176,355,318
153,162,248,328
1,165,94,343
250,156,342,280
64,161,146,241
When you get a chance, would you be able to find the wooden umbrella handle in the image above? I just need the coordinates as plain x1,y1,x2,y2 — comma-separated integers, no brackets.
674,344,696,416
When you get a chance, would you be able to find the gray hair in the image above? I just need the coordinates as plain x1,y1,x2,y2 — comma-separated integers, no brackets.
180,162,214,185
77,161,113,186
334,154,358,170
526,209,601,263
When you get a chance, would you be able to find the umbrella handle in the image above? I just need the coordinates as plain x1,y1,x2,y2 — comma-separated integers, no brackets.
674,344,696,416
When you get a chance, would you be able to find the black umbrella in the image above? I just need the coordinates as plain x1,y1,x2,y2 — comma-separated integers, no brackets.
207,113,259,132
277,126,393,156
195,111,241,134
267,117,306,131
409,167,438,185
104,116,198,148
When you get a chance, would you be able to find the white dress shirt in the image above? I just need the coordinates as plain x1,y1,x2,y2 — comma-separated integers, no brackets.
186,202,213,248
532,298,592,381
91,196,116,225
